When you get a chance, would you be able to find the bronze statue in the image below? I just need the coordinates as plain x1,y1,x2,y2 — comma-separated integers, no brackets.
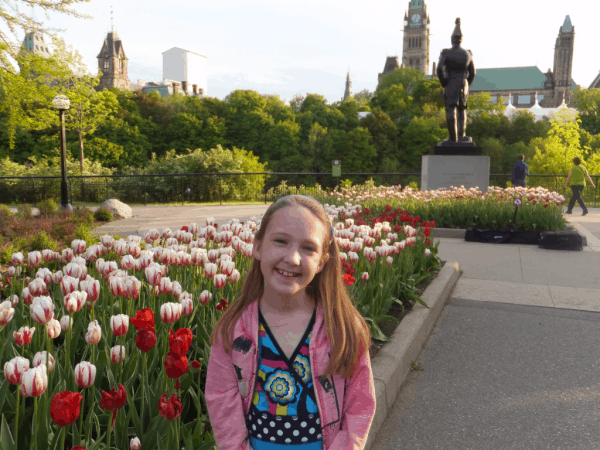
437,18,476,144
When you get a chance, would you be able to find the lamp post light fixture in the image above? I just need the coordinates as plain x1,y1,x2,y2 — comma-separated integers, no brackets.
52,95,73,211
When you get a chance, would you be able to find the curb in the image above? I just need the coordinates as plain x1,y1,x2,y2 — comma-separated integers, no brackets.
365,261,461,450
430,227,588,246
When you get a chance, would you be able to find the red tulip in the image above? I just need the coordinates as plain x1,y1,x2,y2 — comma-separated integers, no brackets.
158,393,182,420
191,360,202,370
99,384,127,430
164,351,188,378
135,328,157,352
343,273,355,286
169,328,193,356
50,391,82,426
130,308,155,331
72,447,86,450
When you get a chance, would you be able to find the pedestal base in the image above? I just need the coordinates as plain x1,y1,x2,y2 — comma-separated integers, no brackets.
434,145,482,156
421,155,490,192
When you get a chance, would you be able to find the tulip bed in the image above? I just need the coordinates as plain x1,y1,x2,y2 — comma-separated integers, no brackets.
0,201,441,450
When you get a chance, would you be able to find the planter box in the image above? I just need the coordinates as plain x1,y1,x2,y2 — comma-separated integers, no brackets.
465,229,541,245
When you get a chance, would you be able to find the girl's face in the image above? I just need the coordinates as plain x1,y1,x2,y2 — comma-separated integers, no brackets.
254,205,328,304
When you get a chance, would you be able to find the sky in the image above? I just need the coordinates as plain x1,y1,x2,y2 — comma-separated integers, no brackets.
15,0,600,103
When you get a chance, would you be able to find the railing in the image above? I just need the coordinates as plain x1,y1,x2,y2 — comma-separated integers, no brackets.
0,173,598,208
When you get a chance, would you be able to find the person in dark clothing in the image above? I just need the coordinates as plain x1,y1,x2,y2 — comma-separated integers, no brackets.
512,155,529,188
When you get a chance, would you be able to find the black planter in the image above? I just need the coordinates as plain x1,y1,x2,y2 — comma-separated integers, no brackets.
465,229,541,245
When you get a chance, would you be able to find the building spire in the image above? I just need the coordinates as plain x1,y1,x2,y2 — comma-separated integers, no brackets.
343,70,353,102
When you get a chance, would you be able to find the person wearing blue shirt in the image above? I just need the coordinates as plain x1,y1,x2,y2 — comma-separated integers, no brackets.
512,155,529,188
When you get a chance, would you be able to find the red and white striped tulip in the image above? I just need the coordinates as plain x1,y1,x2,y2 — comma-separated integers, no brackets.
27,251,42,267
61,248,74,263
406,237,416,248
61,276,79,296
64,262,87,280
348,251,359,264
139,254,153,270
8,295,18,307
7,266,16,278
190,248,207,267
148,229,160,241
229,269,241,284
395,240,406,251
46,319,61,339
36,268,53,285
11,252,24,266
33,351,55,373
180,298,193,316
425,248,431,256
4,357,29,384
362,272,369,282
13,326,35,346
213,274,227,289
20,364,48,397
158,277,173,295
121,255,135,270
160,302,182,324
207,249,219,263
220,260,235,277
64,291,87,313
85,320,102,345
114,240,128,256
204,263,217,279
81,278,100,303
101,235,114,249
60,315,73,331
31,296,54,325
85,245,101,262
161,228,173,239
74,361,96,388
339,252,347,263
199,290,212,305
0,300,15,329
71,239,86,255
110,345,126,363
386,256,394,266
125,276,141,300
363,247,376,263
145,264,163,286
28,278,46,296
109,275,126,297
52,270,63,285
127,241,141,258
111,314,129,337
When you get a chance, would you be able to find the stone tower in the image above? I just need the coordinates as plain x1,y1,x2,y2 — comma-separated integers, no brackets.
21,30,51,57
552,16,574,105
343,70,353,101
96,30,130,91
402,0,430,75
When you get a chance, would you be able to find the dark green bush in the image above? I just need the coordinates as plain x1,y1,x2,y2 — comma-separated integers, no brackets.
39,199,59,216
30,231,59,251
94,207,113,222
0,204,12,217
73,223,99,245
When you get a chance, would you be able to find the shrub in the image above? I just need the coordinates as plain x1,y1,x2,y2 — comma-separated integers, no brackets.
38,199,58,216
72,207,95,225
30,231,59,252
94,207,113,222
16,204,32,218
0,204,11,217
50,222,77,243
73,223,99,245
0,244,17,265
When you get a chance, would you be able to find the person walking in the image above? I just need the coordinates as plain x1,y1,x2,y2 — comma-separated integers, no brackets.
564,156,595,215
511,155,529,188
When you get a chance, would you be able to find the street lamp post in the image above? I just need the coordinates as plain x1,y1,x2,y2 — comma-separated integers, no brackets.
52,95,73,211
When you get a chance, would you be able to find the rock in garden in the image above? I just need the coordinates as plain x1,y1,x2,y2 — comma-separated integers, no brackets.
99,199,132,220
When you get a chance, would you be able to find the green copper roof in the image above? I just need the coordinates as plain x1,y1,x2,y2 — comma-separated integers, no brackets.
562,15,573,32
409,0,423,10
470,66,577,91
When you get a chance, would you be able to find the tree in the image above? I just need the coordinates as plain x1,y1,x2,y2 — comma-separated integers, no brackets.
342,127,377,173
572,87,600,135
398,116,447,170
506,110,549,146
376,67,424,96
359,110,399,172
371,84,415,127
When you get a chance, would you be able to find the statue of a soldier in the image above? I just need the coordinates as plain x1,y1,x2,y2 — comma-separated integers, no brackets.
437,18,476,144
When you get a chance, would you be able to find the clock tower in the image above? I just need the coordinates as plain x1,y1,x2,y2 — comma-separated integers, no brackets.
402,0,430,75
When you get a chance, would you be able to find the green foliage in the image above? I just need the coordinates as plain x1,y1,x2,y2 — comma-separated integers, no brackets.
0,204,11,217
0,244,17,265
72,207,95,225
16,204,32,218
73,222,98,245
38,198,58,216
94,207,113,222
376,67,425,95
30,230,58,251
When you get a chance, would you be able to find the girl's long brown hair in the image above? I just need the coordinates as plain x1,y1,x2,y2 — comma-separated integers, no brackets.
210,195,371,379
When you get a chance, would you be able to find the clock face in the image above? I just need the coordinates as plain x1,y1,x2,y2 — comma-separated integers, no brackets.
412,14,421,23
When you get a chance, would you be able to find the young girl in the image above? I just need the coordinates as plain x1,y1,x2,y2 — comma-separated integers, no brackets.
206,195,375,450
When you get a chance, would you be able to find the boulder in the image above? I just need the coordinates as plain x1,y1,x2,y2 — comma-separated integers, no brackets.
99,199,133,220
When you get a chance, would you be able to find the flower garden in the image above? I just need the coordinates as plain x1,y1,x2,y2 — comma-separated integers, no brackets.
0,184,567,450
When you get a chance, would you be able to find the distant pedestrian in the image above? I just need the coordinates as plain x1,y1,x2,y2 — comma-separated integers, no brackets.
564,156,595,216
511,155,529,188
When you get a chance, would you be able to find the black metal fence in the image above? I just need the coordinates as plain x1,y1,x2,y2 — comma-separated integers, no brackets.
1,172,598,208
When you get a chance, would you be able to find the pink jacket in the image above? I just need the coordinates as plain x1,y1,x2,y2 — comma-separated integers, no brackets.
205,299,376,450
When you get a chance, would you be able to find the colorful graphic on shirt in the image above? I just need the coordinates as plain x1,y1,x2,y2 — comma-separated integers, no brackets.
265,370,297,404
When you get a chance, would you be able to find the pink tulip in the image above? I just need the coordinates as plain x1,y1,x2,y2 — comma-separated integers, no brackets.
72,239,86,255
61,276,79,296
111,314,129,337
13,326,35,346
11,252,24,265
20,365,48,397
31,296,54,325
199,290,212,305
28,278,46,296
85,320,102,345
158,277,173,295
111,345,126,364
27,251,42,267
160,303,182,324
72,361,96,390
33,351,55,373
0,300,15,329
46,319,61,339
60,315,73,331
4,357,30,384
213,274,227,289
64,291,87,313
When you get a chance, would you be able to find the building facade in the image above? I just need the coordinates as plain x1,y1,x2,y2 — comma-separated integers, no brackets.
401,0,430,75
96,30,130,91
470,16,577,108
162,47,208,97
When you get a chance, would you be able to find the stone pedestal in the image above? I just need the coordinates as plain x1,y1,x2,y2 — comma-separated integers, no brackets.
421,155,490,192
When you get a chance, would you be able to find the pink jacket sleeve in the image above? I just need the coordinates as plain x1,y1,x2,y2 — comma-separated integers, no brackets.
329,348,376,450
205,332,250,450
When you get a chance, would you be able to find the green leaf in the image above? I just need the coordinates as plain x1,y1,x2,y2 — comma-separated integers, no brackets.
0,414,15,450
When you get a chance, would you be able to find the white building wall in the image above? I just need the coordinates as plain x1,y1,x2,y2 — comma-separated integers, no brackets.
163,47,208,96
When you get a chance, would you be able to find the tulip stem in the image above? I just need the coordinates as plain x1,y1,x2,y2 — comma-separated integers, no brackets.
60,425,66,450
79,388,86,438
46,332,52,395
106,412,112,450
14,387,20,449
141,352,147,431
32,396,38,450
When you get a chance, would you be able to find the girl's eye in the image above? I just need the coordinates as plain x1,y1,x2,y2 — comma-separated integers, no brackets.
304,246,315,252
275,239,286,244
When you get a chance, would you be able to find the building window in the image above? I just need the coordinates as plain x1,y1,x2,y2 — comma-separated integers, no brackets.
518,95,531,105
491,96,497,103
104,59,109,69
416,58,420,65
409,58,413,65
538,94,545,102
